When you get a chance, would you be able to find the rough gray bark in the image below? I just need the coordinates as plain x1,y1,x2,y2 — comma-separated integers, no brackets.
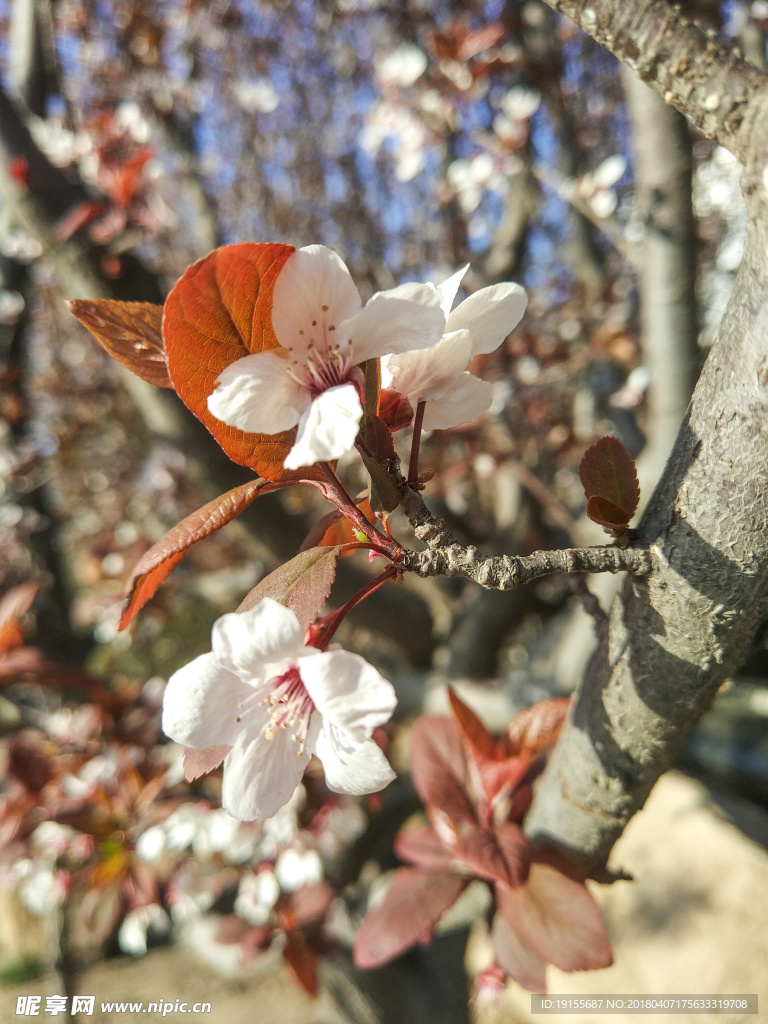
525,0,768,873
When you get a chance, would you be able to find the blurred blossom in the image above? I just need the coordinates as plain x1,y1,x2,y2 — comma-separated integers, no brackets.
136,825,167,863
500,86,541,122
14,860,68,915
30,821,75,859
234,869,281,926
232,78,280,113
359,101,429,182
375,43,428,87
275,848,323,892
118,903,171,956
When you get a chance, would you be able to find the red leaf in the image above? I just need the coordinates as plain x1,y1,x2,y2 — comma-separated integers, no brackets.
0,583,38,653
495,864,613,975
119,479,268,629
284,882,334,927
454,823,530,888
409,716,480,825
491,913,548,992
163,242,324,482
353,868,468,969
586,495,633,532
448,687,497,761
395,826,455,872
183,745,231,782
283,933,319,997
237,546,340,631
68,300,172,388
505,698,570,759
578,436,639,526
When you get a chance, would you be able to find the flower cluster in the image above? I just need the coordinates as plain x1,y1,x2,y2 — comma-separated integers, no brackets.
207,244,526,468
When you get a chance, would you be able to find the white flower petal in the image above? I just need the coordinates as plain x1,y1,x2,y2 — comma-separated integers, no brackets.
212,599,307,679
313,730,396,796
284,384,362,469
342,282,445,362
422,372,493,430
388,329,473,403
272,245,362,356
437,265,469,318
299,650,397,742
445,282,527,356
207,352,308,434
162,652,250,748
222,727,310,821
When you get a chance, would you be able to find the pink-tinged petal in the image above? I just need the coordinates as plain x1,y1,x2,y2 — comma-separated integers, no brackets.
271,245,362,357
313,729,395,795
446,282,527,356
342,282,445,362
354,868,468,969
299,649,396,740
207,352,308,433
436,265,469,317
387,329,473,403
284,384,362,469
495,864,613,974
491,912,548,992
162,652,250,748
422,372,492,430
222,726,309,821
212,598,307,678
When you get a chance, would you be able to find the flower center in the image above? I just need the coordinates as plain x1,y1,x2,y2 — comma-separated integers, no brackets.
285,304,355,398
237,665,315,755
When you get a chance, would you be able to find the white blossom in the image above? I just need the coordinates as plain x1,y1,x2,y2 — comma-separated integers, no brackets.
162,598,397,821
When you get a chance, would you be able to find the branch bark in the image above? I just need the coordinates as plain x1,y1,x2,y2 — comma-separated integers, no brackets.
524,0,768,873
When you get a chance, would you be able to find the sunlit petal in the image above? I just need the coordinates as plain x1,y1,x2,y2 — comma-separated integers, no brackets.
272,245,362,357
342,282,445,362
284,383,362,469
207,352,308,433
445,282,527,356
212,598,307,678
436,264,469,318
222,727,310,821
300,650,397,741
313,728,396,795
388,329,473,402
162,653,251,748
422,372,493,430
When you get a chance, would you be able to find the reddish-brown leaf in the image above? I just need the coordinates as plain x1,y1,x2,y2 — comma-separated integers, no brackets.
586,495,633,532
163,242,324,482
505,698,570,759
495,863,613,975
119,479,268,629
283,933,319,997
448,687,498,761
284,882,334,927
454,823,530,889
0,582,38,653
353,868,468,969
237,546,340,631
183,745,231,782
410,716,480,825
579,436,639,526
310,498,375,550
491,912,548,992
395,826,455,873
68,300,172,388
